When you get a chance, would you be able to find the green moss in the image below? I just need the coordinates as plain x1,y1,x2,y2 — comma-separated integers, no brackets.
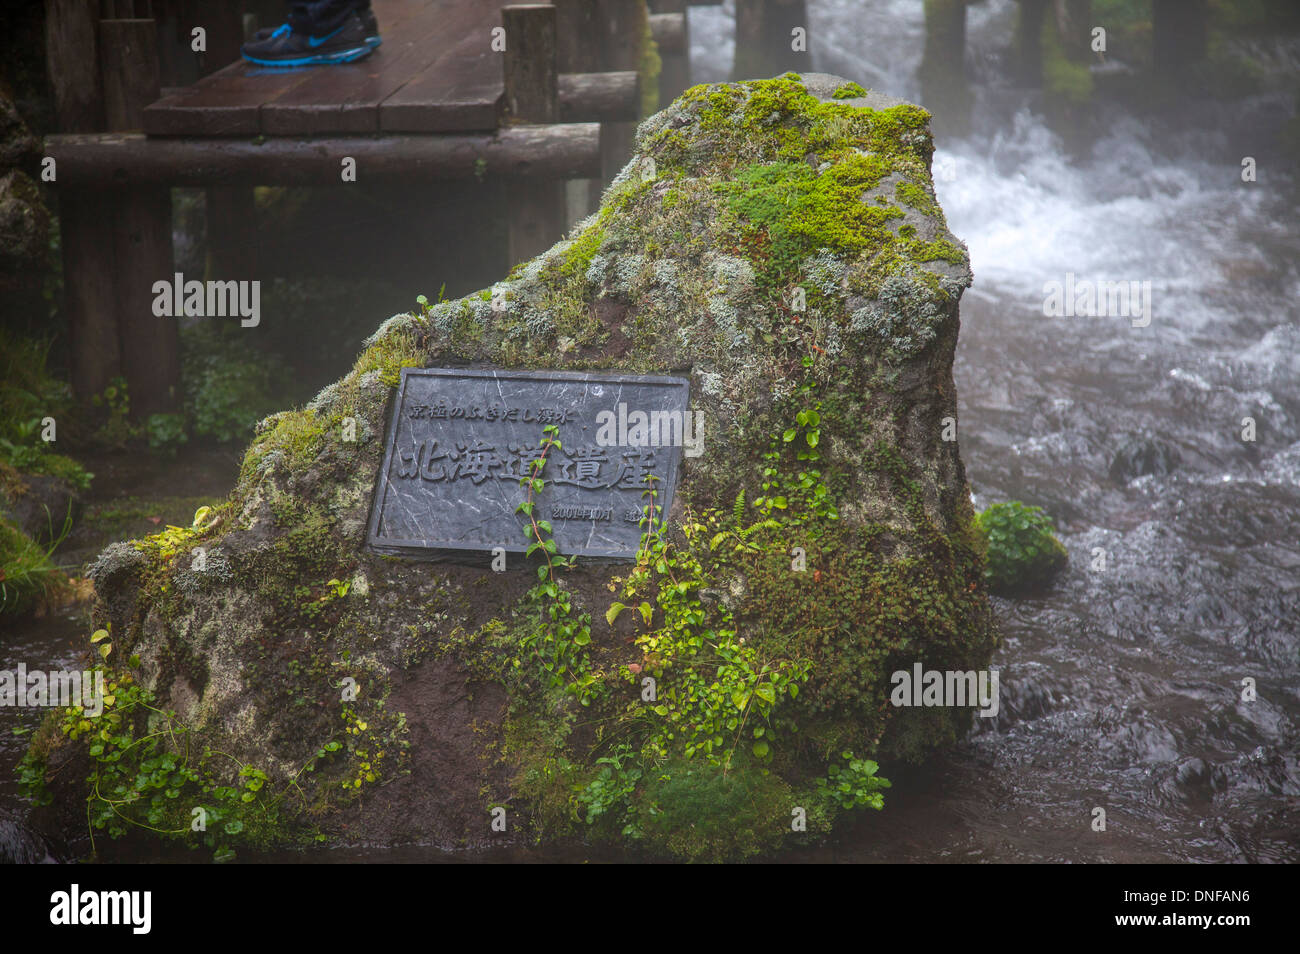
832,81,867,99
636,758,793,861
239,408,326,484
715,158,905,292
352,321,424,386
895,180,938,216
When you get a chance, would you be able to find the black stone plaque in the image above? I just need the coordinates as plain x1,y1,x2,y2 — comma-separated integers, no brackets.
366,368,691,560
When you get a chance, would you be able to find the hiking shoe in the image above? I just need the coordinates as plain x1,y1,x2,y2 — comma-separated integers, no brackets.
241,10,380,66
251,8,381,49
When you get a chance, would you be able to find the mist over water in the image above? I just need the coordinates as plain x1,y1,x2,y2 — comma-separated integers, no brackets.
2,1,1294,866
695,0,1300,862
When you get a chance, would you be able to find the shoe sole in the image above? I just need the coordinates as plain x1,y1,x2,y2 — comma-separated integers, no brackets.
242,38,379,68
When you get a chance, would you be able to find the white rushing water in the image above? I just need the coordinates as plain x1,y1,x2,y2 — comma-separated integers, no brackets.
689,0,1300,862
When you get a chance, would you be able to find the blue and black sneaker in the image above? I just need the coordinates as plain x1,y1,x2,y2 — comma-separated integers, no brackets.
250,7,381,49
241,9,380,67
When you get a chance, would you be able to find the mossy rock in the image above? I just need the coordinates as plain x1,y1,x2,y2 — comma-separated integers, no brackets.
41,74,995,862
973,501,1068,595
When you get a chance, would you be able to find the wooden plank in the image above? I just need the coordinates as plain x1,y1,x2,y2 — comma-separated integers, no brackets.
143,60,325,135
46,126,603,184
379,19,502,132
142,0,439,135
259,0,464,135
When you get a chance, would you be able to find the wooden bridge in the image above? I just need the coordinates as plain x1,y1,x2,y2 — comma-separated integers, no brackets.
41,0,711,419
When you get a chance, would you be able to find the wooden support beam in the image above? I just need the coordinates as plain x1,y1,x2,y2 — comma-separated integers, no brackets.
556,0,602,73
503,4,560,123
44,0,104,132
205,185,257,281
60,192,123,401
649,12,684,54
45,127,602,184
1153,0,1207,80
502,4,566,266
1016,0,1047,86
732,0,808,81
650,0,690,105
99,18,161,130
555,0,604,227
99,14,180,419
45,1,116,399
558,71,639,123
115,187,180,420
188,0,246,77
920,0,970,137
594,0,643,186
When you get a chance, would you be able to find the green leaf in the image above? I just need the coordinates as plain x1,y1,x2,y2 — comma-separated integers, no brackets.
90,629,110,644
752,740,770,758
754,684,776,705
605,602,627,626
638,602,653,626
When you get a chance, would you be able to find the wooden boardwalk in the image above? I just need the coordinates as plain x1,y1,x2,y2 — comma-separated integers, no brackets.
42,0,702,417
144,0,506,136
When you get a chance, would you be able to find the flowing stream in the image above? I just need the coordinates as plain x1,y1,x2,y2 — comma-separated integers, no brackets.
3,0,1297,863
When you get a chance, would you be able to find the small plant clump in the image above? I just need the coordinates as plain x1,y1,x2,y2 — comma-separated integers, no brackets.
973,500,1067,594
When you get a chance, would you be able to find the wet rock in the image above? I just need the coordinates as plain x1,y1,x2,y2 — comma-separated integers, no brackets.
1108,436,1181,483
0,810,54,864
63,75,993,859
0,87,39,169
0,170,49,273
0,471,81,547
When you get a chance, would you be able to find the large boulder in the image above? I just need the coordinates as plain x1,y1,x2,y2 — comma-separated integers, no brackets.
37,74,994,861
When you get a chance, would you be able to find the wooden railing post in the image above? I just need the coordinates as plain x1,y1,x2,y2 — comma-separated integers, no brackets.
100,13,180,419
732,0,808,81
920,0,970,137
650,0,689,104
595,0,642,185
46,0,121,402
503,4,567,265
